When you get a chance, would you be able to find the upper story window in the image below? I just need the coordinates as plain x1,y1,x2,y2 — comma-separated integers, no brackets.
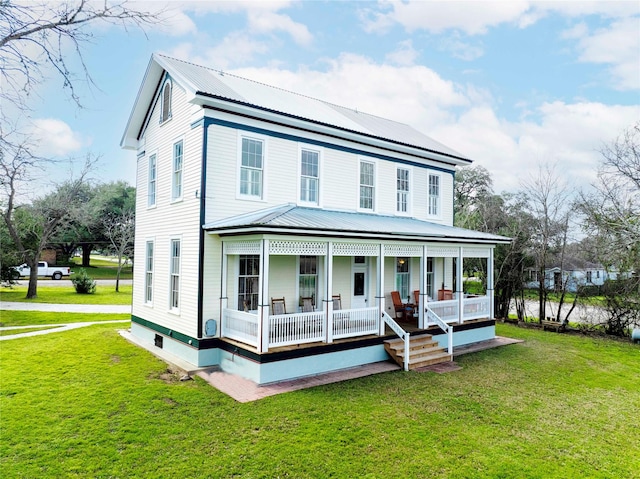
172,140,183,201
359,160,375,211
428,173,440,216
300,148,319,205
148,154,157,207
397,168,409,213
160,79,172,123
240,137,264,199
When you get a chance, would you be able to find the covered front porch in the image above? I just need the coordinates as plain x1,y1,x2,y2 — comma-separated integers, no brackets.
216,237,495,354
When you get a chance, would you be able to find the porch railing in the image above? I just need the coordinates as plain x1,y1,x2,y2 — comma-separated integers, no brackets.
382,310,410,371
332,307,379,339
425,306,453,355
223,309,259,347
269,311,325,348
426,299,458,323
463,296,490,320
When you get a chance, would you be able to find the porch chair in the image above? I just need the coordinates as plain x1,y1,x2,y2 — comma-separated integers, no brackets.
301,296,314,312
332,294,342,310
438,289,453,301
271,297,287,315
391,291,413,320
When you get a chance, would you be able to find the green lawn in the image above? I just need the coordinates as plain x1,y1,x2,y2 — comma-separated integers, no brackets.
70,257,133,279
0,310,130,327
1,285,132,305
1,322,638,478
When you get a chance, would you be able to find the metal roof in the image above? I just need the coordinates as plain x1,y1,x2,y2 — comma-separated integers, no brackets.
152,54,470,162
203,204,510,244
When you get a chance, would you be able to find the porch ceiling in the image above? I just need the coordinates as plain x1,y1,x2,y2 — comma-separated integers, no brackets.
203,204,511,244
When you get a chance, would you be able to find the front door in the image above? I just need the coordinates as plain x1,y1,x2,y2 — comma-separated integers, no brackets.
352,256,368,309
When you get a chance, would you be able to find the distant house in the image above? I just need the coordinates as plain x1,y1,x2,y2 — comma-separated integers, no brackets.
525,258,621,292
121,54,509,384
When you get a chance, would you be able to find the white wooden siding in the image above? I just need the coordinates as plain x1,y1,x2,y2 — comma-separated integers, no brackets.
133,79,203,338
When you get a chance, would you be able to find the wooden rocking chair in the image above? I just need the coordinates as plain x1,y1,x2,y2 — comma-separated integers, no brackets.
271,297,286,315
331,294,342,310
301,296,314,312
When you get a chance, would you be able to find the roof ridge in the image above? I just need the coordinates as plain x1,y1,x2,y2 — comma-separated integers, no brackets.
154,53,415,129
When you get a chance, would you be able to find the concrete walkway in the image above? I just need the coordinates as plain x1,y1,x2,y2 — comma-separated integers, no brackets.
0,301,131,340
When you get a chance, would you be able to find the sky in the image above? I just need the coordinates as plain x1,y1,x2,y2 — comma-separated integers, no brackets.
12,0,640,194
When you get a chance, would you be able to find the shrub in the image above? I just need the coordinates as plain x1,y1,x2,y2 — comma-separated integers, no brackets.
72,268,97,294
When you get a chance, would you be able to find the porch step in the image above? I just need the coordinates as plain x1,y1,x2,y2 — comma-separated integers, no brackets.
384,334,452,370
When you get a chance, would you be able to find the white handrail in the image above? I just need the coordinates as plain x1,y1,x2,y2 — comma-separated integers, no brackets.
426,306,453,355
382,311,410,371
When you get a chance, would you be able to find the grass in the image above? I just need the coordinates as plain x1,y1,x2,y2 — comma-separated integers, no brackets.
1,322,638,478
0,326,59,336
70,257,133,280
0,285,132,305
0,311,130,327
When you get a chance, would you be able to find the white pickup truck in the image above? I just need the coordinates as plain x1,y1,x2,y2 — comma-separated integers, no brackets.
12,262,71,280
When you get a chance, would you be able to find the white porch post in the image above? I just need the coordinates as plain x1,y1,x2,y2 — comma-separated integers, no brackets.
457,246,464,324
488,247,495,319
377,243,386,335
419,245,427,328
325,241,334,343
257,239,270,352
220,242,228,338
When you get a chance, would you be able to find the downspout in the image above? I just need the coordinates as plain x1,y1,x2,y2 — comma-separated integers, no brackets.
196,117,208,339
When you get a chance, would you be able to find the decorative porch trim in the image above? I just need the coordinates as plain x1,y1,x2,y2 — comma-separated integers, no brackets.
269,240,327,256
383,244,423,257
224,240,261,255
333,242,379,256
463,247,491,258
428,246,458,257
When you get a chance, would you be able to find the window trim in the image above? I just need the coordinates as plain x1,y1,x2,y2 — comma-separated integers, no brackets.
147,152,157,208
427,172,442,219
395,257,410,300
358,158,377,212
145,239,154,305
237,133,267,202
160,78,172,124
396,166,411,215
171,139,184,202
298,144,322,207
168,237,181,313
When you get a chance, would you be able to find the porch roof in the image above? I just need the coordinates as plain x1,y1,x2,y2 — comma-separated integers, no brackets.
203,204,511,244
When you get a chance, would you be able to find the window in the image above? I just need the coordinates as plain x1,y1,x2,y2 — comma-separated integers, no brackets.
300,149,319,204
169,239,180,310
428,174,440,216
397,168,409,213
586,271,593,283
172,140,183,201
240,137,264,198
145,241,154,303
359,160,375,210
395,257,410,300
148,154,157,207
426,257,434,299
161,80,171,123
596,270,600,279
238,255,260,311
299,256,318,305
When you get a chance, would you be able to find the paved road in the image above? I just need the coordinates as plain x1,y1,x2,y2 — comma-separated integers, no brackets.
11,279,132,288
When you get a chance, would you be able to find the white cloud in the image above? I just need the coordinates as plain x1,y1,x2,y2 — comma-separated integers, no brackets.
571,16,640,90
361,0,531,35
385,40,419,66
247,10,313,46
438,33,484,61
29,118,87,157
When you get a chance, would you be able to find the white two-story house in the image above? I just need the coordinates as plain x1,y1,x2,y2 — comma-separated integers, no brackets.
121,54,509,384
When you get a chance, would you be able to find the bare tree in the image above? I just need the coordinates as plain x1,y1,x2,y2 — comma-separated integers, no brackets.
578,124,640,336
1,135,94,298
0,0,163,109
103,209,134,292
523,164,574,323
